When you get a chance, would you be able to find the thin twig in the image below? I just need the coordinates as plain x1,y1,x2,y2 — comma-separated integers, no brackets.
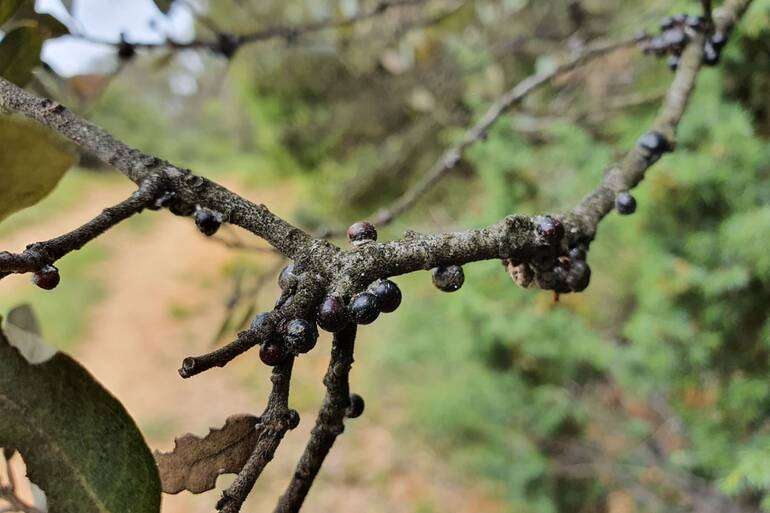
72,0,431,55
0,177,162,276
273,325,357,513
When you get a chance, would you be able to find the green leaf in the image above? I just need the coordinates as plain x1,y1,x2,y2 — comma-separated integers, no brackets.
153,0,174,14
0,25,42,86
0,115,76,224
0,0,25,25
0,308,161,513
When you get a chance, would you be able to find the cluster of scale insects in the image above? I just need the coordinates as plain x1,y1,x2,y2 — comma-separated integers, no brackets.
639,13,731,70
24,126,672,421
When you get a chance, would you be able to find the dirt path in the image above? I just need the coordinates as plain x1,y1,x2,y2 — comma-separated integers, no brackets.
2,180,504,513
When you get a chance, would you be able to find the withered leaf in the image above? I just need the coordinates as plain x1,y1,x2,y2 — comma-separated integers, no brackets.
154,414,261,494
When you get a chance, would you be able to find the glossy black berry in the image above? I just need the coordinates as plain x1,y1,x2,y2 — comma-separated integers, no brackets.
567,260,591,292
285,318,318,354
346,393,365,419
703,40,720,66
250,312,274,334
535,216,565,243
349,292,380,325
615,192,637,215
287,409,300,429
278,264,298,291
638,131,672,156
32,265,60,290
368,279,401,313
347,221,377,246
317,295,348,332
259,342,285,366
568,246,587,262
432,265,464,292
194,208,222,236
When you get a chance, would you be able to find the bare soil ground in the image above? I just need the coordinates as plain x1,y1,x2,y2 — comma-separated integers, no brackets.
1,178,504,513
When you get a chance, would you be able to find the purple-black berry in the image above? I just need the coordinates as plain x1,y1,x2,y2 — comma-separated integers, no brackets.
368,279,402,313
32,265,60,290
317,295,348,332
615,192,637,215
285,318,318,354
347,221,377,246
432,265,464,292
346,393,365,419
349,292,380,325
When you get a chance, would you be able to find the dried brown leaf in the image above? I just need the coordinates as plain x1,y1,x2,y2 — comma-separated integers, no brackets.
154,414,261,494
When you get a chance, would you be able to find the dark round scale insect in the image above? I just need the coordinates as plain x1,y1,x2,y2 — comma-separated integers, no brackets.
367,279,402,313
194,207,223,236
278,263,298,291
702,40,720,66
259,342,285,366
349,292,380,324
535,215,564,244
250,312,274,334
637,131,672,163
347,221,377,246
32,264,60,290
284,318,318,354
216,33,239,59
568,246,587,262
346,393,365,419
317,295,348,332
432,265,464,292
567,260,591,292
615,192,637,215
710,32,728,50
287,409,300,429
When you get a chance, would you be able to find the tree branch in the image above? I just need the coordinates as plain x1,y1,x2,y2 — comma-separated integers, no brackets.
216,357,295,513
0,177,161,276
273,324,358,513
73,0,432,57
